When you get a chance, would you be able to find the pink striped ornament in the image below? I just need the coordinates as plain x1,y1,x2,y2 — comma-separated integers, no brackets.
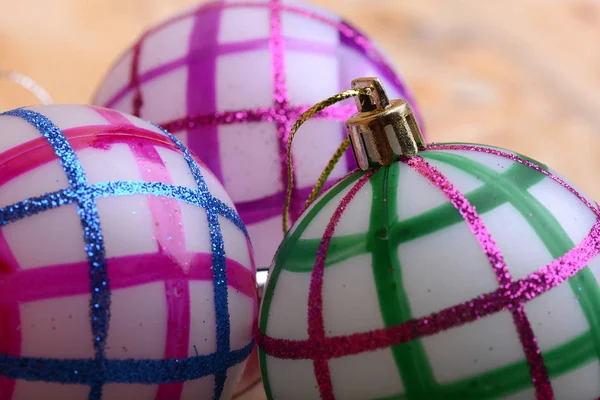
0,104,257,400
92,0,422,270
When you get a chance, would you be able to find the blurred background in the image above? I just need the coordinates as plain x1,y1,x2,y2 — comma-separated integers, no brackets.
1,1,600,398
2,0,600,201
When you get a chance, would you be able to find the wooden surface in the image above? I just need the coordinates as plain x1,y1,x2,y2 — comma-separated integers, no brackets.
2,1,600,398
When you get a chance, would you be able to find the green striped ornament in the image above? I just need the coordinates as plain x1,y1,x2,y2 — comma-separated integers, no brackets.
258,143,600,400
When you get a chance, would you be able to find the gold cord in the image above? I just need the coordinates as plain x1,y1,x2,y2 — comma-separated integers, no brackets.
304,136,351,208
282,87,372,235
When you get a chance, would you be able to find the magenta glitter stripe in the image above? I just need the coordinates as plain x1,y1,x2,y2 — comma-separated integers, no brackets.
259,217,600,360
307,170,377,400
0,230,20,400
406,156,553,399
160,104,355,134
185,3,224,182
269,0,301,222
427,144,600,216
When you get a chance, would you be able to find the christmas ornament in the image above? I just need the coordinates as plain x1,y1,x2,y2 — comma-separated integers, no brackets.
92,0,422,269
258,78,600,399
0,105,257,399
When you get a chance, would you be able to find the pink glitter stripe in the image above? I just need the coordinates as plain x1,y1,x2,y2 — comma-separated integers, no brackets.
427,144,599,216
406,156,553,399
269,0,301,222
160,104,355,134
93,107,190,399
307,170,376,400
259,217,600,360
0,230,20,399
0,253,255,304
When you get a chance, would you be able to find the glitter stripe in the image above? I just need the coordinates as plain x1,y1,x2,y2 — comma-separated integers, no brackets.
269,0,300,224
0,340,254,384
0,181,246,236
0,253,254,304
423,150,600,396
2,109,111,399
93,107,190,399
154,124,232,398
160,104,355,134
259,216,600,359
427,143,599,214
258,169,366,400
308,170,376,399
406,156,553,398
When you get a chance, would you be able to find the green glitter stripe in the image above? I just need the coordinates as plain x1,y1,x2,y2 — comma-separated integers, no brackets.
282,160,544,273
258,170,366,400
369,164,437,398
422,151,600,397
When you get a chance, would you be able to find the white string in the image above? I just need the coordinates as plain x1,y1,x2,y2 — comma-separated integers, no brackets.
0,70,54,104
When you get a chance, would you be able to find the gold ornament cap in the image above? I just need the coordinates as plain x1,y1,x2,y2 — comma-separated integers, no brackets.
347,77,425,170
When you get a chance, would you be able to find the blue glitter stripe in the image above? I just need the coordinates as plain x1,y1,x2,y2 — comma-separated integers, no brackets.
157,124,231,398
2,109,110,398
0,189,78,226
0,340,254,385
0,182,248,236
